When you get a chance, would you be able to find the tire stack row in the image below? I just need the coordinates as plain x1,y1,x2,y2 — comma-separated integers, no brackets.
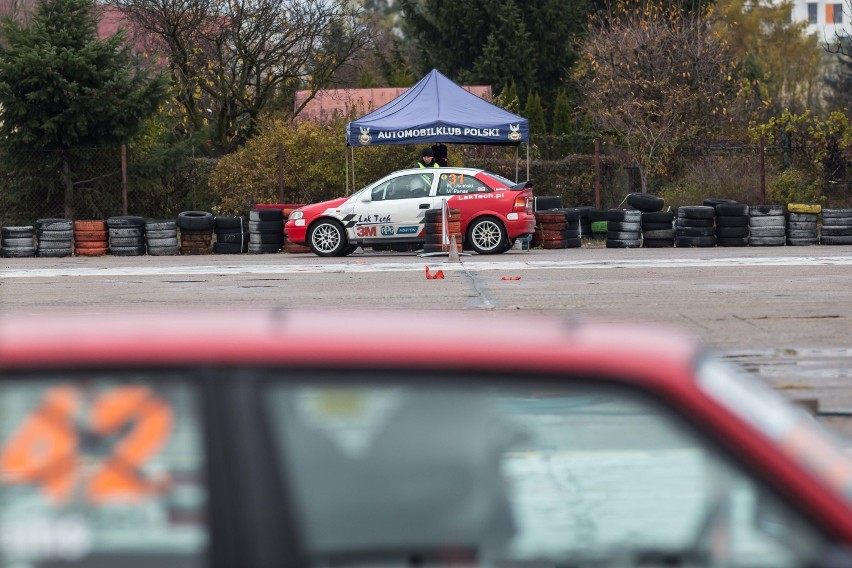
749,205,786,247
714,203,750,247
108,216,146,256
178,211,214,255
249,209,283,254
423,208,462,254
606,209,641,248
146,219,179,256
786,204,819,246
533,211,570,249
1,226,35,257
821,208,852,245
213,215,248,254
642,211,675,248
36,218,73,257
675,206,715,248
74,220,109,256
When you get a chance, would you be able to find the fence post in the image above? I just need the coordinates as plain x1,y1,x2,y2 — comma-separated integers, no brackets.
759,136,766,205
121,144,128,216
594,139,601,210
278,143,284,203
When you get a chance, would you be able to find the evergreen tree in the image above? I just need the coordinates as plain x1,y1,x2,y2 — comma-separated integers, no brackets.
551,89,573,135
524,92,546,135
495,81,520,114
0,0,167,217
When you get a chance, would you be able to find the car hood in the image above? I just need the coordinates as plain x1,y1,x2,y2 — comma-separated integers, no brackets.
297,196,350,216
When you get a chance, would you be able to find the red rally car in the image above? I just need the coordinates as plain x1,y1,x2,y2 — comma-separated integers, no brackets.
3,309,852,567
284,167,536,256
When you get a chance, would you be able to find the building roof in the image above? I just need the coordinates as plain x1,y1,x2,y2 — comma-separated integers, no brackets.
295,85,493,123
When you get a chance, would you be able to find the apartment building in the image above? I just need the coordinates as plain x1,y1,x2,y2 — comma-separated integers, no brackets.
790,0,849,41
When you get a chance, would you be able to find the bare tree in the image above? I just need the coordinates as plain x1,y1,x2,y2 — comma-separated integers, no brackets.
0,0,36,25
579,0,737,193
109,0,369,152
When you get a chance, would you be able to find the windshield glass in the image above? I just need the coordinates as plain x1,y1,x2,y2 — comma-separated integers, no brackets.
697,356,852,501
264,378,825,567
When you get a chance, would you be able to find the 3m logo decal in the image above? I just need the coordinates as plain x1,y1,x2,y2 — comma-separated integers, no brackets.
1,385,173,504
355,225,377,238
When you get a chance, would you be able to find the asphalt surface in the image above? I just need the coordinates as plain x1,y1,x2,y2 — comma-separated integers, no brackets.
2,243,852,432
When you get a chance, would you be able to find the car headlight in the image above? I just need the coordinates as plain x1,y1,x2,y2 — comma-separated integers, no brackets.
289,211,303,221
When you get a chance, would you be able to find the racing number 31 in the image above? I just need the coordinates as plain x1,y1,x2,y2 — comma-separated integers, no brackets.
0,385,173,505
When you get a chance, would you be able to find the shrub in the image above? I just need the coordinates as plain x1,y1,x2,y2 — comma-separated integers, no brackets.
767,168,825,206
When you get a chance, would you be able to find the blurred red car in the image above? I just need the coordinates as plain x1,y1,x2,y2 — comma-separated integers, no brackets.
2,309,852,567
284,167,535,256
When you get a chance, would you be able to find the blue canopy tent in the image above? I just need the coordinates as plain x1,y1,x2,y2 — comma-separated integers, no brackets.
345,69,530,191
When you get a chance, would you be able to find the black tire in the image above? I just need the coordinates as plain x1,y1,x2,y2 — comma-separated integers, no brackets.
213,242,245,254
787,229,818,239
749,216,785,228
715,227,749,238
3,237,34,247
37,219,73,231
107,216,145,227
749,236,785,246
146,229,178,239
248,243,281,254
1,226,35,237
626,192,664,212
820,226,852,237
642,222,675,231
216,231,250,244
110,245,147,256
820,235,852,245
750,227,786,238
607,230,641,240
675,236,715,247
787,212,818,223
822,208,852,218
147,237,179,248
820,217,852,227
110,236,146,247
786,238,818,246
607,209,642,222
308,219,348,257
715,215,749,228
677,206,715,220
177,211,215,230
38,247,73,257
704,198,736,208
605,239,641,248
249,220,284,233
467,217,508,254
109,227,144,238
250,208,284,221
715,203,748,216
214,215,245,230
342,245,358,256
643,229,675,239
675,218,713,228
535,196,563,211
587,209,608,222
250,232,284,245
564,237,582,248
676,227,715,238
643,238,674,248
2,247,36,257
716,237,749,247
607,221,641,232
641,211,675,223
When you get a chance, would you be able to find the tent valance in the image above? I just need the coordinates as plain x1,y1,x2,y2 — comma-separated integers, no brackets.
346,69,529,147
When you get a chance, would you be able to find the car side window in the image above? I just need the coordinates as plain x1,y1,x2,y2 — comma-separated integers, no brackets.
0,374,208,567
437,172,490,195
262,379,827,567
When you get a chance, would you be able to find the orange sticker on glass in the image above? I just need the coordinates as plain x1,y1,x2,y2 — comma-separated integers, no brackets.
0,385,173,505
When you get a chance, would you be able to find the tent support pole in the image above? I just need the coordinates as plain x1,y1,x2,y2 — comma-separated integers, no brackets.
526,142,530,181
351,146,356,193
515,146,519,182
345,146,350,195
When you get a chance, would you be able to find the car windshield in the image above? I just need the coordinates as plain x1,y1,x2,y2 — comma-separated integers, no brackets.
264,374,826,567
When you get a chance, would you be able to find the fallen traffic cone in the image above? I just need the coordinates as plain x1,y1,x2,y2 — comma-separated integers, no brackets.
425,266,445,280
501,276,521,281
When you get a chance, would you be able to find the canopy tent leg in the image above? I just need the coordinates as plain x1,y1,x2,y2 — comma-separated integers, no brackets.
345,146,350,195
526,143,530,181
351,146,356,194
515,146,519,182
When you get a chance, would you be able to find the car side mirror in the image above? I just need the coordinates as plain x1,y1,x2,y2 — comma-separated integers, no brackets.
361,193,372,203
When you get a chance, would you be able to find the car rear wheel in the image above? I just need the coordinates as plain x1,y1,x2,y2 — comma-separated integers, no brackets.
467,217,507,254
308,220,347,257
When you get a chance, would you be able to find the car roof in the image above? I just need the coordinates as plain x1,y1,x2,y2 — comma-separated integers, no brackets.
0,309,700,387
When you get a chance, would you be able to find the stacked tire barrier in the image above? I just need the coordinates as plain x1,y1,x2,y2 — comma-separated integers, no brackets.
675,206,715,248
36,218,73,257
249,209,284,254
108,216,146,256
146,219,179,256
786,204,820,246
74,220,108,256
178,211,214,255
642,211,675,247
748,205,785,247
820,208,852,245
558,208,588,247
213,216,248,254
533,211,570,249
714,203,750,247
606,209,641,248
535,196,563,211
423,207,462,254
1,226,36,257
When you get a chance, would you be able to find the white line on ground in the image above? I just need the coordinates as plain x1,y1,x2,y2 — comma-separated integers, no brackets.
2,255,852,279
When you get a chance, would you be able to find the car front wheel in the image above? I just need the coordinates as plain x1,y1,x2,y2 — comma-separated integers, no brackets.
308,220,347,257
467,217,508,254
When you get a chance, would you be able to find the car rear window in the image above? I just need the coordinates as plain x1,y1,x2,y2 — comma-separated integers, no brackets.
0,374,207,567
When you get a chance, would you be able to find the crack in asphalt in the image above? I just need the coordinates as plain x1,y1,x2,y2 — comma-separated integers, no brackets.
461,263,495,309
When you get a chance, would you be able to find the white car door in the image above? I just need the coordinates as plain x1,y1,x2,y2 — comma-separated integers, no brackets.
352,172,438,241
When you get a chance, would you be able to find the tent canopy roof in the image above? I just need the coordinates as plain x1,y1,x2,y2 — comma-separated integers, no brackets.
346,69,529,147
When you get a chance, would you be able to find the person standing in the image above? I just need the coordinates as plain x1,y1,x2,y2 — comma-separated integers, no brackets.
417,147,440,168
